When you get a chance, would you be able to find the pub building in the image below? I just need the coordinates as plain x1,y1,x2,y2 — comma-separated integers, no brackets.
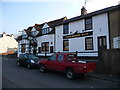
16,5,120,58
55,5,120,58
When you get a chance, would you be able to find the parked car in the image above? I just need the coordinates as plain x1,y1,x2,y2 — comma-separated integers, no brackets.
38,53,96,80
17,54,40,69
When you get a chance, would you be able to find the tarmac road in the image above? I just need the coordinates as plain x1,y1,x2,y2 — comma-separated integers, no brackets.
2,58,119,88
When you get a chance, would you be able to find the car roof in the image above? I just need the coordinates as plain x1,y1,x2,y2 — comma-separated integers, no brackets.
20,53,35,56
54,53,76,55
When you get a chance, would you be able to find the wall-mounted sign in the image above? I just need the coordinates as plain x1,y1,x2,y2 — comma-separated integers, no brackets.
63,31,93,39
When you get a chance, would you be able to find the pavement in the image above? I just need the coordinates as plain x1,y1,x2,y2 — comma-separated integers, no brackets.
87,72,120,83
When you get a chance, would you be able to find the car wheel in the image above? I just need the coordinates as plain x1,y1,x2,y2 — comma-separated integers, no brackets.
27,63,31,69
65,69,75,80
39,64,47,73
17,61,20,66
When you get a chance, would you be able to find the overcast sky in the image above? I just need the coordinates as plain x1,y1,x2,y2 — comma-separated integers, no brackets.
0,0,119,35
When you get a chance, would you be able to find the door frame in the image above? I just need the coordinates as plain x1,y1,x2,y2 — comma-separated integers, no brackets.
97,36,107,50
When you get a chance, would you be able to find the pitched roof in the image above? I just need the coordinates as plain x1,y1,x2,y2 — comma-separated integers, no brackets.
47,17,67,28
34,23,44,37
35,17,67,37
34,23,44,31
25,27,33,36
56,5,120,26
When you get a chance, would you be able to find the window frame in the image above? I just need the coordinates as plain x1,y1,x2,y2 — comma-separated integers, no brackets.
85,17,93,30
63,23,69,34
41,42,49,52
21,44,26,53
49,55,57,61
58,54,64,61
22,34,27,39
63,40,69,51
42,27,50,35
85,37,94,50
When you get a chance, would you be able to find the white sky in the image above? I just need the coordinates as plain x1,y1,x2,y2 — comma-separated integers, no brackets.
0,0,120,35
86,0,120,13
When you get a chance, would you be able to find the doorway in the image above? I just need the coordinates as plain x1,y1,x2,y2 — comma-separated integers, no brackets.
98,36,107,50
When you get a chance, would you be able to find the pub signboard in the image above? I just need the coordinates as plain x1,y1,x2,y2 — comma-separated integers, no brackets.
63,31,93,39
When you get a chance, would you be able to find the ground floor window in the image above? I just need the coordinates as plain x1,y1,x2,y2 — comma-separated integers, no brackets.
21,44,26,53
41,42,49,52
85,37,93,50
63,40,69,51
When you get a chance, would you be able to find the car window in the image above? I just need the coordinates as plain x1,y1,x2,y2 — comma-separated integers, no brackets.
28,54,39,59
19,55,24,58
23,54,28,59
49,55,56,61
58,55,64,61
67,54,77,60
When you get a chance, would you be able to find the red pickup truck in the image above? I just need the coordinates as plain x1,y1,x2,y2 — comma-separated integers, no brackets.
38,53,96,79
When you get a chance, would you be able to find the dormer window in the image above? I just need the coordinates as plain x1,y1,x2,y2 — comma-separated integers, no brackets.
22,34,27,39
31,31,36,36
42,27,50,35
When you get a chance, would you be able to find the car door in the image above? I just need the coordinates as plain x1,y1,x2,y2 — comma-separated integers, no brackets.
19,54,24,65
22,54,28,66
53,54,65,71
45,54,57,70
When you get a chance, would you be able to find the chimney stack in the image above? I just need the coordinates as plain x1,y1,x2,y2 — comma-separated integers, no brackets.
118,1,120,5
81,6,87,15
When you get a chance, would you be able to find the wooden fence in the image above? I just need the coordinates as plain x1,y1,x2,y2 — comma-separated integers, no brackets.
96,49,120,76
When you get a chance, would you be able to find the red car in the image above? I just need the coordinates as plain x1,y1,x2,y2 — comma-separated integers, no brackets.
38,53,96,80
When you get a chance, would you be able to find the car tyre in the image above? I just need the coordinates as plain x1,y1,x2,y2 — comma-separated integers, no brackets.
65,69,75,80
27,63,32,69
17,61,20,66
39,64,47,73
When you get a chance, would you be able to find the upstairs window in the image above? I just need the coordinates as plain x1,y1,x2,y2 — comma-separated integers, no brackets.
63,23,69,34
31,31,36,36
22,34,27,39
42,27,50,35
85,17,93,30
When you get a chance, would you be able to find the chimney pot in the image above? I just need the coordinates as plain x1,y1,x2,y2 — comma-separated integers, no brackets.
81,6,87,15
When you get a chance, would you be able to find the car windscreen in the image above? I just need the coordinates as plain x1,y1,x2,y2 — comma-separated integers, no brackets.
28,55,39,60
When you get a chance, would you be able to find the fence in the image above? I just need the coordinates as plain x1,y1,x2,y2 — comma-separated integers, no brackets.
96,48,120,76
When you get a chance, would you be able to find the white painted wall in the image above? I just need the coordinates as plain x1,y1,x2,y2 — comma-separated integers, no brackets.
55,25,63,52
55,13,109,57
93,13,110,51
36,34,54,52
0,33,18,53
18,39,30,57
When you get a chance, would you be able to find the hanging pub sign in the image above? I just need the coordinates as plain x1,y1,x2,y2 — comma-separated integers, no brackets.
63,31,93,39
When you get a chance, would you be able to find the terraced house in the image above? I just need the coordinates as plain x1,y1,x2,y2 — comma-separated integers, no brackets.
16,5,120,58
